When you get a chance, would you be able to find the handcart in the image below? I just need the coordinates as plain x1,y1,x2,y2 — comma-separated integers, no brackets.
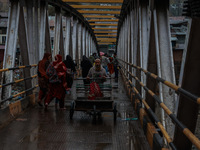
69,77,117,122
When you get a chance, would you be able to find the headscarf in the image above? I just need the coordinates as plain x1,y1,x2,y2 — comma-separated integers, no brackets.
53,54,67,78
82,55,88,61
63,55,76,72
38,52,51,78
52,54,68,89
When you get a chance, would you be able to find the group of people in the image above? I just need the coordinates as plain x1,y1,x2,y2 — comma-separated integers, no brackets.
37,53,76,110
88,52,119,79
37,52,119,110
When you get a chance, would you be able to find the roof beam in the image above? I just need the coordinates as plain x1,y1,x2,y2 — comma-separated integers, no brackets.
89,19,119,22
78,10,120,14
97,38,116,42
95,35,117,37
94,31,117,33
90,23,118,26
92,28,117,30
70,5,121,9
83,15,116,18
98,43,115,45
63,0,123,3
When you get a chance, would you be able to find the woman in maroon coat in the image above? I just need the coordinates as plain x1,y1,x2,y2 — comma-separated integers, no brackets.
45,54,69,110
37,53,51,107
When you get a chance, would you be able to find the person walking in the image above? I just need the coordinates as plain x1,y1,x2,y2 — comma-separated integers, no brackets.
101,53,110,75
63,55,76,90
37,52,51,107
45,54,69,110
112,53,119,79
81,55,93,86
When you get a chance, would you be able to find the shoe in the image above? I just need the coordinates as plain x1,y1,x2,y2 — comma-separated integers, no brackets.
38,101,43,107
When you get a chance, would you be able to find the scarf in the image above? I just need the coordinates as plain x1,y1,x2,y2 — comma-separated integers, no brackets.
53,54,68,89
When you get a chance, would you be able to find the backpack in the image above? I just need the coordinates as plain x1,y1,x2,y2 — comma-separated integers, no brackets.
46,63,61,83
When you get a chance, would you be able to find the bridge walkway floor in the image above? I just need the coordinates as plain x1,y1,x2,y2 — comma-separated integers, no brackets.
0,76,150,150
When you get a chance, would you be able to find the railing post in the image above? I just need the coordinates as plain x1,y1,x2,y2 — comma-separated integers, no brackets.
64,13,72,57
53,7,62,58
72,17,78,60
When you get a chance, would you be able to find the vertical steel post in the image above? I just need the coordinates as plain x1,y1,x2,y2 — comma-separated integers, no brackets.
82,25,86,56
18,5,32,95
33,0,39,63
72,17,77,60
53,7,62,58
1,1,20,100
64,14,72,57
153,0,176,137
174,18,200,150
39,1,47,60
26,0,35,65
77,22,82,67
85,31,89,57
139,0,149,98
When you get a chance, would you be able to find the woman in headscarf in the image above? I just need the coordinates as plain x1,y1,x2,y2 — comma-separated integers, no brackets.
81,55,93,86
63,55,76,89
45,54,69,110
37,52,51,107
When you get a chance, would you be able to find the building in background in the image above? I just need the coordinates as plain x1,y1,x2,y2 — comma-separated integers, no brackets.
170,16,188,84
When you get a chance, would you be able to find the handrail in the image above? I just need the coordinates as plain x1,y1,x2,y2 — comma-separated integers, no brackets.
121,69,176,150
120,65,200,150
0,85,38,104
0,64,37,73
0,75,38,88
119,59,200,104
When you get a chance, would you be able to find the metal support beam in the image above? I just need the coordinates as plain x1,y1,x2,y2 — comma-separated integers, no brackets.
82,26,86,56
72,18,78,60
18,5,32,95
64,14,72,57
78,10,120,14
174,18,200,150
70,5,121,9
39,1,47,60
88,19,119,22
90,23,118,26
83,15,116,18
1,1,20,100
26,0,35,65
45,9,52,54
53,7,62,58
152,0,176,138
92,28,117,30
85,31,89,57
77,22,82,66
62,0,123,3
33,0,39,63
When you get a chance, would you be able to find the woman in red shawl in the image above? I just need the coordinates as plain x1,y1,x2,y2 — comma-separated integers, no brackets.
45,54,69,110
37,52,51,107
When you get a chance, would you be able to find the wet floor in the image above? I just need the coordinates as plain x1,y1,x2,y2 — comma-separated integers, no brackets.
0,76,150,150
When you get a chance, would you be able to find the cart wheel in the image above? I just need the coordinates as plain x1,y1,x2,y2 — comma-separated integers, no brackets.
93,105,97,124
70,101,75,120
113,103,117,121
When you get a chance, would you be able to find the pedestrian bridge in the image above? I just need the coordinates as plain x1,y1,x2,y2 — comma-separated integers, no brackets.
0,0,200,150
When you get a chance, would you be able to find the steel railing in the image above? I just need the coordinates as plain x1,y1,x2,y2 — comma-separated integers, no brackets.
119,60,200,150
0,64,38,105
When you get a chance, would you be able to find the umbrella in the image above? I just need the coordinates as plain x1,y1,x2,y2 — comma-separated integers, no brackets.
100,52,105,56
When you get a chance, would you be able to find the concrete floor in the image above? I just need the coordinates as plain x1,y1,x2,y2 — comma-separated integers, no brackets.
0,76,150,150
